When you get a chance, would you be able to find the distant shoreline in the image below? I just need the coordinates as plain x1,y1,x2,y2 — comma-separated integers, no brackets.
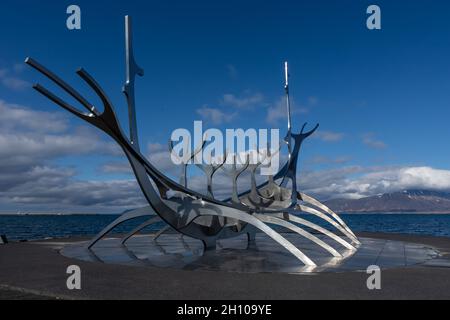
337,211,450,214
2,212,450,216
0,213,121,216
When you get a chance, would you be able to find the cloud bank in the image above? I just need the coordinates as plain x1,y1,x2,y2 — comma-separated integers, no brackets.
2,100,450,213
298,166,450,200
0,100,144,213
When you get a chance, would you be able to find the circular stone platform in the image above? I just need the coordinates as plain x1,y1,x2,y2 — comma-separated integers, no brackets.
60,233,440,274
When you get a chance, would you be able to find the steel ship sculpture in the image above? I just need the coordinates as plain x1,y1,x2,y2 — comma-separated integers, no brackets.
25,16,360,267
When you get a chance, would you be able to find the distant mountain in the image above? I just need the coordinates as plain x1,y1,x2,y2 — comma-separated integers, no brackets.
324,190,450,213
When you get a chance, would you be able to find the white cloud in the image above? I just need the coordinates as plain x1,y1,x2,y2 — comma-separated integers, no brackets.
0,100,68,133
266,98,288,125
101,142,179,175
148,142,166,153
359,167,450,193
196,106,236,125
0,101,132,212
363,133,387,149
226,64,238,79
266,97,308,125
308,96,318,106
3,99,450,213
0,67,30,91
221,92,264,109
0,165,145,213
307,155,351,165
313,130,345,142
0,127,119,164
101,162,133,174
297,166,450,201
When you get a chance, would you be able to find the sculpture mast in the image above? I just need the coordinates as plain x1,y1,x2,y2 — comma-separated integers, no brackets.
123,15,144,150
284,61,293,159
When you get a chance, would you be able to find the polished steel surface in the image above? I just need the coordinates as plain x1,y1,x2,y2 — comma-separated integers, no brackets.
123,15,144,150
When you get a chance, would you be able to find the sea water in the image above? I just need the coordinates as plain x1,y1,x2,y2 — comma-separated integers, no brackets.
1,213,450,242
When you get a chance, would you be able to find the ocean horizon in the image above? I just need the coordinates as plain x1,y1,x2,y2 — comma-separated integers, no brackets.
2,213,450,242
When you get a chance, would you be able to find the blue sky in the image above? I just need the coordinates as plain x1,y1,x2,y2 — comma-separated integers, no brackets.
1,0,450,212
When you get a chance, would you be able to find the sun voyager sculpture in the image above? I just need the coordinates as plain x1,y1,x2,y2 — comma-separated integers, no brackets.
25,16,360,268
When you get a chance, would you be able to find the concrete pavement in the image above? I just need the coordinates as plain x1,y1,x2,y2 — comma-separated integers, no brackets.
1,232,450,300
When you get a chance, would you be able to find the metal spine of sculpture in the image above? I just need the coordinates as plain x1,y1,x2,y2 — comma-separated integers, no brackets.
25,16,359,267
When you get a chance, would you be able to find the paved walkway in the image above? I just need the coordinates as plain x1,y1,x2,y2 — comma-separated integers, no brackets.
1,232,450,300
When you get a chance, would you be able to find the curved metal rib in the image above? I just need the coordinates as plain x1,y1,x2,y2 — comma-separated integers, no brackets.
196,152,227,199
221,153,250,206
299,192,358,241
25,58,99,116
169,135,207,187
296,204,360,245
87,206,157,249
190,204,316,266
266,212,355,251
257,142,282,200
180,200,316,266
154,225,172,241
32,84,95,122
281,123,320,204
121,216,162,245
247,148,271,207
76,68,120,125
254,214,341,258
